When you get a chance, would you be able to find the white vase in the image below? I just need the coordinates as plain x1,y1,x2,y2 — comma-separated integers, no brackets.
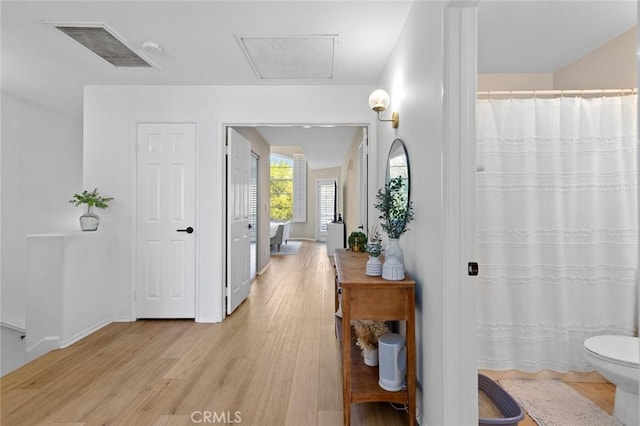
363,347,378,366
382,238,405,280
365,255,382,276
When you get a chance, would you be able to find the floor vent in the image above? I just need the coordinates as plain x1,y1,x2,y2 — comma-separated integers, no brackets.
54,24,154,68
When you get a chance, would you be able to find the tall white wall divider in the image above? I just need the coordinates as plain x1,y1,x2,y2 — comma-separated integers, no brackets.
442,2,479,425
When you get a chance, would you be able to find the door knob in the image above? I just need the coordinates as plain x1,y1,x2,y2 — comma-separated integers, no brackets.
177,227,194,234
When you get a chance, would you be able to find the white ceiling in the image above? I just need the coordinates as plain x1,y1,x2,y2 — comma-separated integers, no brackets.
255,125,361,170
1,0,636,169
1,1,413,117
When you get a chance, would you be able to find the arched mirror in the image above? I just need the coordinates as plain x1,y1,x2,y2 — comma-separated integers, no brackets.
386,138,410,203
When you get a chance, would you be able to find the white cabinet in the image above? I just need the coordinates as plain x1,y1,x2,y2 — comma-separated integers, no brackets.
326,222,345,256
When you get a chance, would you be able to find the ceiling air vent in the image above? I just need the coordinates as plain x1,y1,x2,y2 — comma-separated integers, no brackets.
54,24,154,68
237,34,337,80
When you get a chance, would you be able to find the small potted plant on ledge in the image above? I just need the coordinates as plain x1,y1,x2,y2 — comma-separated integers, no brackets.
374,176,414,280
348,231,368,252
365,227,383,276
353,320,390,366
69,188,113,231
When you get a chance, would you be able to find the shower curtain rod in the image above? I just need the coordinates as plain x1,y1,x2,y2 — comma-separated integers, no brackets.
477,88,637,98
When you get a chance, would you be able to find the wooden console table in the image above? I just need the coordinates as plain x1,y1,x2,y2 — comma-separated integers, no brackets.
333,249,416,426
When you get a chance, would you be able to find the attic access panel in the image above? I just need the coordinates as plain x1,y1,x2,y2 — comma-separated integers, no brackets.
237,34,337,80
54,24,154,68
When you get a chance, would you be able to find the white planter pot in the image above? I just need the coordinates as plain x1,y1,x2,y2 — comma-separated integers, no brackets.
363,347,378,366
366,255,382,276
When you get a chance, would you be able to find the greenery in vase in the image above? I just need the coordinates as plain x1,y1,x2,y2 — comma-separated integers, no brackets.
374,176,414,239
68,188,114,209
366,228,383,257
348,231,367,252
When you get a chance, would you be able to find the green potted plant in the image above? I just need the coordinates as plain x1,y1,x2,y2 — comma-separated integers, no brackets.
347,231,367,252
374,176,414,280
69,188,113,231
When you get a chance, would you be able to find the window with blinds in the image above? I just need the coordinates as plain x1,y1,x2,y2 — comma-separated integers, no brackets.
317,178,337,237
292,153,307,223
270,154,293,221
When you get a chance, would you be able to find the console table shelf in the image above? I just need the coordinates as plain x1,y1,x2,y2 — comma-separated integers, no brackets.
333,249,416,426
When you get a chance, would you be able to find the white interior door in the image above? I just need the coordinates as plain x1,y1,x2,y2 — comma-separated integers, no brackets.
226,128,251,315
136,123,196,318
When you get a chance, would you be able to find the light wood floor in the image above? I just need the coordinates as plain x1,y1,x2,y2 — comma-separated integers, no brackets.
1,241,615,425
1,241,405,425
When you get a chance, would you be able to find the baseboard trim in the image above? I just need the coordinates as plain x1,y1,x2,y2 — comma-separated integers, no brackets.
479,369,609,383
26,336,59,362
59,319,112,349
258,262,271,275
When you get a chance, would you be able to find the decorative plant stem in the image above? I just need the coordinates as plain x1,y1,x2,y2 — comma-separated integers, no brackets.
373,176,414,239
69,188,113,209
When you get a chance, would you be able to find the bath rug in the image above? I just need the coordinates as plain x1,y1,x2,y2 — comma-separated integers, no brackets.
497,379,624,426
270,240,301,255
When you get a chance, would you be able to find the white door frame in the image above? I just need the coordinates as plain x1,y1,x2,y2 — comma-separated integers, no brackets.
440,2,479,425
359,128,369,231
225,128,252,315
220,122,376,320
250,152,259,279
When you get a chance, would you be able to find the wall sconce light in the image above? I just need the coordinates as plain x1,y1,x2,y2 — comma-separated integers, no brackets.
368,89,399,128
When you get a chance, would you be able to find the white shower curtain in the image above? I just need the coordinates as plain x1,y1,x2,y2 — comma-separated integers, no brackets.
476,95,638,372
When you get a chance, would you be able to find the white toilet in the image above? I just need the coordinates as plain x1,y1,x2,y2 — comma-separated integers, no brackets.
584,335,639,426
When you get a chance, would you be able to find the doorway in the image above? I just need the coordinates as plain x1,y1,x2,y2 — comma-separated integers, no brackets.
316,178,338,241
223,124,372,317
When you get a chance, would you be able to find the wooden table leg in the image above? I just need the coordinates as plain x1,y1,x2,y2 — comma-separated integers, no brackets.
342,288,351,426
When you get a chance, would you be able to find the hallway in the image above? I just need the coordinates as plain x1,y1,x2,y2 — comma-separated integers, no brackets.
1,241,408,425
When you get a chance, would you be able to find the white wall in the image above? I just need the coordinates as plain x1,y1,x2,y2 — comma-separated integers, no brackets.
480,26,637,92
341,128,364,235
26,232,113,361
1,93,82,329
554,26,636,90
83,85,375,323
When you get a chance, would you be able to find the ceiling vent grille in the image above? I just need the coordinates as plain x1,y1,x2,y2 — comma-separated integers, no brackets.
54,24,154,68
237,34,337,80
